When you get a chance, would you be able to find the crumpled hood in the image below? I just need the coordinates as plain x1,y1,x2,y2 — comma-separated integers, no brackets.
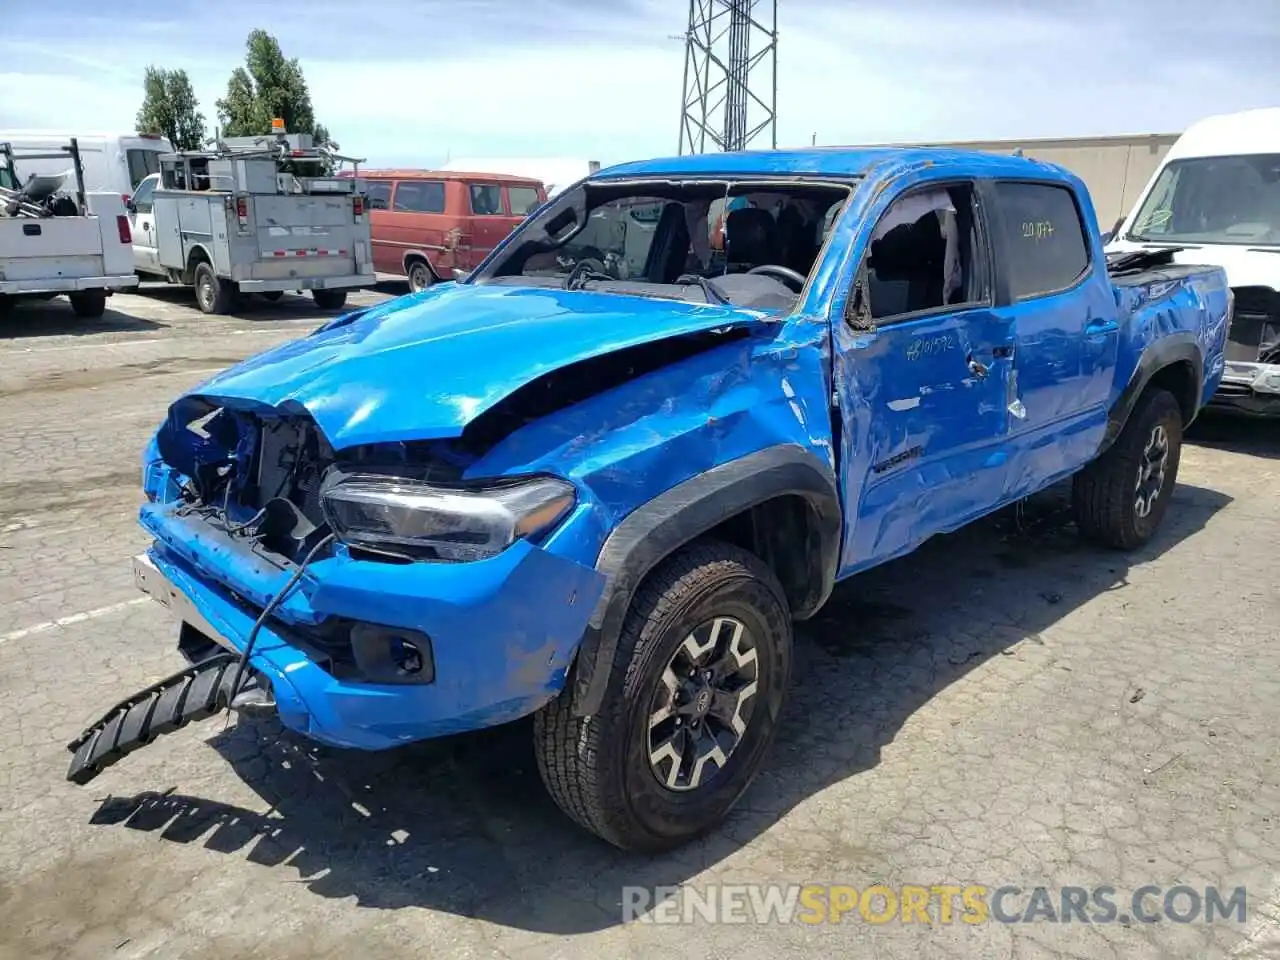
184,282,768,448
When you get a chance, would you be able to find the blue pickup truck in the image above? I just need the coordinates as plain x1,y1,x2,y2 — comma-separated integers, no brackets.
68,147,1230,852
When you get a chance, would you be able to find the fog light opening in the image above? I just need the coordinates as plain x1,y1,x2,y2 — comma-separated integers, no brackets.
390,637,424,676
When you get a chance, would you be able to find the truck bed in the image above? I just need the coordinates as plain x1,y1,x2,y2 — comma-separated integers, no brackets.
0,192,136,295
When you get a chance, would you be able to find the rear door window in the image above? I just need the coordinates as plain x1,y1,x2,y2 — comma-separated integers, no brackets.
469,184,504,216
365,180,392,210
508,185,542,216
993,181,1091,299
125,149,161,189
392,180,445,213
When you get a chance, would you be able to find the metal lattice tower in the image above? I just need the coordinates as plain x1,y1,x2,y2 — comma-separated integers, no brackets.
677,0,778,155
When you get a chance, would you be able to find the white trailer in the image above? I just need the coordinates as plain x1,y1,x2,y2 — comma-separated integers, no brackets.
0,139,139,318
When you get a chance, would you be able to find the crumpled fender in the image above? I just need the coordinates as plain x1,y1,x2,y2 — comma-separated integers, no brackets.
461,314,841,716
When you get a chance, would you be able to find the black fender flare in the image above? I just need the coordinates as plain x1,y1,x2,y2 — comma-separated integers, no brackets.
570,444,842,717
1099,333,1204,456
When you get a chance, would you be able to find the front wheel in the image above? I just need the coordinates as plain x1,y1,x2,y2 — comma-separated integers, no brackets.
406,260,434,293
1073,387,1183,549
534,540,793,852
311,289,347,311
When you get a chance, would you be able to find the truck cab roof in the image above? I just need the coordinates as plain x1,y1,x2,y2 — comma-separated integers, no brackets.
593,145,1074,183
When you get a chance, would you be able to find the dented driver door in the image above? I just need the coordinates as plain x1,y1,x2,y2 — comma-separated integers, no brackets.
831,179,1018,576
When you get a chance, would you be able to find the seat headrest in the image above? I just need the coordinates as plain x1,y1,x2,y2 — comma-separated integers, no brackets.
725,207,779,265
869,216,944,280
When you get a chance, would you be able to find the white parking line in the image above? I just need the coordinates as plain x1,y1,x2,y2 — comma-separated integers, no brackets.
5,321,324,356
0,597,150,645
8,337,165,355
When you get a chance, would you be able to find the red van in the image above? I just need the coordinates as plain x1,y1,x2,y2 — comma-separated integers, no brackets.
360,170,547,291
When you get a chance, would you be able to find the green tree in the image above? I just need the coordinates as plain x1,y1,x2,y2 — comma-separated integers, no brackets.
135,66,206,150
215,30,330,144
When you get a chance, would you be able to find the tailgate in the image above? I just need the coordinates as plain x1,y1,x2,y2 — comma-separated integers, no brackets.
253,195,354,259
0,218,106,281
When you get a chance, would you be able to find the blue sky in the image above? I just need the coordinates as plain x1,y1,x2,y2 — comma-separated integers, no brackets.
3,0,1278,168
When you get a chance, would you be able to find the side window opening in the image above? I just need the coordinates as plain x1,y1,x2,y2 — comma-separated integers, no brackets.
132,176,157,214
865,183,987,321
392,181,445,214
365,180,391,210
509,185,542,216
126,149,161,190
993,181,1090,300
469,184,504,216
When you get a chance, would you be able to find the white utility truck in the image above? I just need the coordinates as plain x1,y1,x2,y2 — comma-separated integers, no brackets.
0,139,139,318
127,123,374,314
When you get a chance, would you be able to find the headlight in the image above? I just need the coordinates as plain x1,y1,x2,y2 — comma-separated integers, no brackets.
320,474,576,562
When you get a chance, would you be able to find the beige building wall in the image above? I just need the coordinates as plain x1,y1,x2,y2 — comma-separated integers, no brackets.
870,133,1181,228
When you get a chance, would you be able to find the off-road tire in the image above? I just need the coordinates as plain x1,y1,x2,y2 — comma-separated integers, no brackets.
1073,387,1183,549
69,290,107,318
193,262,233,315
312,289,348,311
407,259,434,293
534,540,793,852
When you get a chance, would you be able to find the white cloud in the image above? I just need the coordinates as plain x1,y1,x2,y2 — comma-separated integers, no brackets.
2,0,1278,166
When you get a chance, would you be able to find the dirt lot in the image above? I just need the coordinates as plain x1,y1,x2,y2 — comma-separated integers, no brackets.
1,286,1278,960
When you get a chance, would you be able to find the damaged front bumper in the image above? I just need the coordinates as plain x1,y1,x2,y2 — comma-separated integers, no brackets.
1209,360,1280,416
65,495,605,784
135,516,603,750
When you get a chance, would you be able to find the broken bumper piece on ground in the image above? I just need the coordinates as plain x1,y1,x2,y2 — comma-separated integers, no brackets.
65,652,244,785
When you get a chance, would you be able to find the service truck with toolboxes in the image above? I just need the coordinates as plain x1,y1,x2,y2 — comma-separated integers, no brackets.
127,122,374,314
0,138,138,318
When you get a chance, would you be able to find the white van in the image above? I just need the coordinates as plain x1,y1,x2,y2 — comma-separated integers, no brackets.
1105,107,1280,415
0,131,172,202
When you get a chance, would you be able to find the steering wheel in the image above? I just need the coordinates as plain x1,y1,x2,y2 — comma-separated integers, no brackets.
564,258,613,290
746,264,807,291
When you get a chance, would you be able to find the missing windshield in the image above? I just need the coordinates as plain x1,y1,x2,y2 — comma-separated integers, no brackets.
473,177,854,311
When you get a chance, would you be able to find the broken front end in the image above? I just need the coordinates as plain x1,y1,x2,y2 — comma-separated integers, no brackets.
1214,286,1280,415
67,397,604,784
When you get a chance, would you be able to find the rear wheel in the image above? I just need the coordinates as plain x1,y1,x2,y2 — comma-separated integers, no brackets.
69,290,107,318
534,540,793,852
406,259,434,293
1073,387,1183,549
312,289,348,310
193,261,234,315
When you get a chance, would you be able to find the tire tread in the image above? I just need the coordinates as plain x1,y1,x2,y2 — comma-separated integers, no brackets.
535,539,788,850
1073,387,1182,550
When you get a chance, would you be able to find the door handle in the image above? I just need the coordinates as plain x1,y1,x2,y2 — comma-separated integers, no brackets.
1085,318,1119,336
967,344,1013,378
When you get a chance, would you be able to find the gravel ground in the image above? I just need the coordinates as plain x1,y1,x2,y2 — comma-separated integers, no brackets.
1,286,1278,960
